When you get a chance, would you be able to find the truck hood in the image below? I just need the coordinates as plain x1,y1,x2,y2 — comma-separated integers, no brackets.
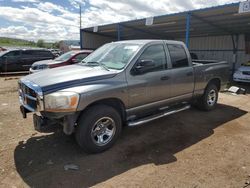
21,64,118,93
32,59,63,66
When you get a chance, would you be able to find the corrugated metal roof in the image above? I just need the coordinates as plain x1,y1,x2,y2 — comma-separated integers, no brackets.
82,2,250,39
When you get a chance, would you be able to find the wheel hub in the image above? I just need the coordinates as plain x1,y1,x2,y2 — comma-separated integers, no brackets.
207,89,216,106
91,117,116,146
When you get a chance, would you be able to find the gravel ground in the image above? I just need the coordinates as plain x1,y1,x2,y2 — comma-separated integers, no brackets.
0,76,250,188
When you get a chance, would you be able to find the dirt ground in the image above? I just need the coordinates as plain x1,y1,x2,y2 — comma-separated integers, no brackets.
0,76,250,188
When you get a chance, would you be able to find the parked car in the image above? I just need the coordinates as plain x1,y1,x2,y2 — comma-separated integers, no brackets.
29,50,92,73
49,49,63,57
233,61,250,83
0,49,54,72
18,40,229,153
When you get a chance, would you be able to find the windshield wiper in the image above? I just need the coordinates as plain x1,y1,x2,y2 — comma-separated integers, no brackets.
82,61,110,71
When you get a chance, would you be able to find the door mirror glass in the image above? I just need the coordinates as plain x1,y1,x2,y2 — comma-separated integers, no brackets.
133,59,156,74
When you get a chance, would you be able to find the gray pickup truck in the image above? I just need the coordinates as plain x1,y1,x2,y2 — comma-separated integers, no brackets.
18,40,229,153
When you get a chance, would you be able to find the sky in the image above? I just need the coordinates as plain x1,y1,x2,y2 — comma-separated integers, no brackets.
0,0,242,42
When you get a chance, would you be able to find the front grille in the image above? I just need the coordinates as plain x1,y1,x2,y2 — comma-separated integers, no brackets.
242,71,250,75
19,82,38,111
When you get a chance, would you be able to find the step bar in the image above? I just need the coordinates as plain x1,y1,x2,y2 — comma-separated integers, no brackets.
128,105,191,127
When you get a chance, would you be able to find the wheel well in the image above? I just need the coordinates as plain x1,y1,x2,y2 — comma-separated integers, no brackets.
84,98,126,122
207,78,221,91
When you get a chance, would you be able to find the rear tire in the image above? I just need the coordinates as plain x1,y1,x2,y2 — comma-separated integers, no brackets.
196,84,218,111
75,105,122,153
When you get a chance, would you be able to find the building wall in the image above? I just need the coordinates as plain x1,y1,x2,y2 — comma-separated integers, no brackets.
81,31,115,49
177,35,250,69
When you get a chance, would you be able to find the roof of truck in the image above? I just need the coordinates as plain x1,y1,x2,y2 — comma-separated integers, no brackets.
113,39,185,45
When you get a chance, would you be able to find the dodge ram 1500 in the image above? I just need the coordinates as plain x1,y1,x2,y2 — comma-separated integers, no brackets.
18,40,229,153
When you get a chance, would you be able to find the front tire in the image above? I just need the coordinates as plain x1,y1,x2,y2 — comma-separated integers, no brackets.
75,105,122,153
197,84,218,111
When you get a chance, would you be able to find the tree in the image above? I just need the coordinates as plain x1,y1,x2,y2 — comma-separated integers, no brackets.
37,39,45,48
52,41,60,49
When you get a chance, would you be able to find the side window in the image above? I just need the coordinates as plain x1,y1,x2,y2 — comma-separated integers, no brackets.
135,44,166,74
22,50,32,56
167,44,189,68
74,53,89,62
33,51,52,57
4,51,20,58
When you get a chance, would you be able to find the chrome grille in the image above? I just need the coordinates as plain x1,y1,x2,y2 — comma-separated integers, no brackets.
19,82,38,112
18,80,43,112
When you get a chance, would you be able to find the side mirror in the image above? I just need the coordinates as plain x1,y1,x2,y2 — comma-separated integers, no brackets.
71,58,78,64
133,59,156,74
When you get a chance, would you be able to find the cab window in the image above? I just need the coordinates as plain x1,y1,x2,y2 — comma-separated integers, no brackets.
167,44,189,68
133,44,166,74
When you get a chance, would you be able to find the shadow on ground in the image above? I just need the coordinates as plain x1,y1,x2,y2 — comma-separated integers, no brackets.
14,104,247,188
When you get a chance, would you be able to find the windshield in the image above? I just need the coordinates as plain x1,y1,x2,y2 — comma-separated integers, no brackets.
82,42,142,70
0,51,8,57
55,51,76,61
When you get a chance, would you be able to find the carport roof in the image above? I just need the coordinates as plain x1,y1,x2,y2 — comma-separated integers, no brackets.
81,2,250,39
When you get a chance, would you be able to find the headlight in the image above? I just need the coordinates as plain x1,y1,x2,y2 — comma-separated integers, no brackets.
44,91,79,112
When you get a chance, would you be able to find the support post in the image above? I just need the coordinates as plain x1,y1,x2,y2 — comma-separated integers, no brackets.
80,29,83,49
117,24,121,41
79,4,83,49
185,12,191,49
231,34,239,75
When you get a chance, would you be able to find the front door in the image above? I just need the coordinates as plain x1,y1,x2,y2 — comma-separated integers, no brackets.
126,43,172,115
2,50,21,72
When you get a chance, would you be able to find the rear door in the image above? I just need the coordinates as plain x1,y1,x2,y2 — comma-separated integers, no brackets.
32,50,54,62
126,42,172,114
166,43,194,99
20,50,36,70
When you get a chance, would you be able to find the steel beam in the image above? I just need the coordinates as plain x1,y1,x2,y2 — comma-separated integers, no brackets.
80,29,83,49
191,14,233,35
120,23,167,39
185,12,191,48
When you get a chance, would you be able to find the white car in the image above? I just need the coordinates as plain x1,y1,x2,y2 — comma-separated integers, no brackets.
233,62,250,83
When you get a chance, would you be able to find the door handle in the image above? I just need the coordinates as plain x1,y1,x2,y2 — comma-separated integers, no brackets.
160,76,170,81
186,72,193,76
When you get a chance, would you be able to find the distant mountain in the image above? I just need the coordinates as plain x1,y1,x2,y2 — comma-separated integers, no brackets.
0,37,37,47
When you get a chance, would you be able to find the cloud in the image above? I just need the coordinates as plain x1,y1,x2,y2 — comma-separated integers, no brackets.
11,0,39,2
0,0,242,41
69,0,86,9
35,2,66,13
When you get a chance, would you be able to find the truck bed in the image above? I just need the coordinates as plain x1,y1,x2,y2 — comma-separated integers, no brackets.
192,60,222,65
192,60,229,93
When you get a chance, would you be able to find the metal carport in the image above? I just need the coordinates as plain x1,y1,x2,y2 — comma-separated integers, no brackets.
80,2,250,71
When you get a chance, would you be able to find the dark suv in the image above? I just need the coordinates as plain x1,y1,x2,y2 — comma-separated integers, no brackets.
0,49,54,72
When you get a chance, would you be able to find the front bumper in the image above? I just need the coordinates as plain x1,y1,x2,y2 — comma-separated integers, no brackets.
18,79,79,135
